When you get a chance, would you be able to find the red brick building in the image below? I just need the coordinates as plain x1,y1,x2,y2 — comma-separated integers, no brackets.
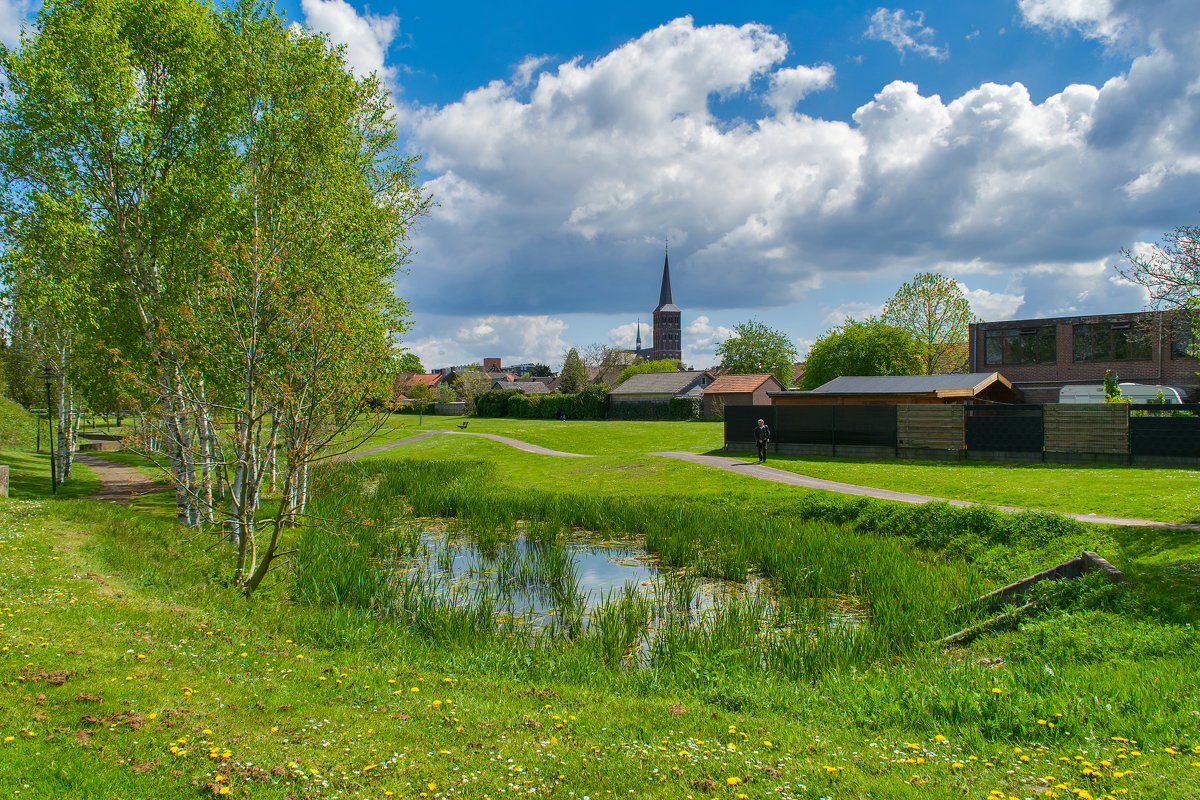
967,312,1199,403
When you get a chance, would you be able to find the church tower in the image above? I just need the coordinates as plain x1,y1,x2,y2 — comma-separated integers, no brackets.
652,246,681,362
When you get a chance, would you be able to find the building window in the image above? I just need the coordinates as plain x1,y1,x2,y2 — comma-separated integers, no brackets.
1073,321,1152,362
983,326,1056,365
1172,318,1197,358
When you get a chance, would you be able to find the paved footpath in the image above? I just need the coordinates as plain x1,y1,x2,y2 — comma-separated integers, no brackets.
651,451,1200,531
341,430,593,461
74,453,164,505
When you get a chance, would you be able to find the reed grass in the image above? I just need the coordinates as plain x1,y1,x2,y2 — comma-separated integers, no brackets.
291,458,1014,682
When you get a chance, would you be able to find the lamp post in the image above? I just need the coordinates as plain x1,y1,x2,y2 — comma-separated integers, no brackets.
43,367,57,496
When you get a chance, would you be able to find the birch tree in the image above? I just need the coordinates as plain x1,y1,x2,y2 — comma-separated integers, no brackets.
882,272,976,374
1,0,225,523
1117,223,1200,353
2,0,431,594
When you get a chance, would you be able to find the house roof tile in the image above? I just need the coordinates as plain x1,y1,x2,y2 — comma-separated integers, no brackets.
703,373,782,394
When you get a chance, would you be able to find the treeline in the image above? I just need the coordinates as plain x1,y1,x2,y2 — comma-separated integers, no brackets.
0,0,430,592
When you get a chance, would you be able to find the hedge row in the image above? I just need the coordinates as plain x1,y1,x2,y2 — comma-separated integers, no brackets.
470,386,703,421
471,385,611,420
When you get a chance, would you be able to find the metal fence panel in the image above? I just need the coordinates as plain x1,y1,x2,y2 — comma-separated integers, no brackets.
1130,404,1200,457
724,405,769,443
965,405,1043,453
834,405,897,447
774,406,836,445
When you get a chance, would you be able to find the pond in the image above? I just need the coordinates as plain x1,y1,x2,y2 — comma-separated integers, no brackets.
382,524,868,647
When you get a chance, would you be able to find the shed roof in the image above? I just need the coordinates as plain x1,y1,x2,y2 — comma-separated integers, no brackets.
792,372,1011,397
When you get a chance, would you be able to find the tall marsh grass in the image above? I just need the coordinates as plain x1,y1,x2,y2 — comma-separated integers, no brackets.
293,459,1047,680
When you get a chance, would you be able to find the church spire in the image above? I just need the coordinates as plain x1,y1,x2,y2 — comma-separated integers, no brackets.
635,318,642,351
656,242,675,310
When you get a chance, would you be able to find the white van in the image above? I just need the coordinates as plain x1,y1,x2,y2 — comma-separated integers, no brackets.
1058,383,1186,404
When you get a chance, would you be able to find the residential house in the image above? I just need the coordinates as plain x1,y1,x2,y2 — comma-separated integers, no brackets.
701,373,784,416
608,370,716,404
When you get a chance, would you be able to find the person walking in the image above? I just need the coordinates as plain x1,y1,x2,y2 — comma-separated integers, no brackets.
754,418,771,463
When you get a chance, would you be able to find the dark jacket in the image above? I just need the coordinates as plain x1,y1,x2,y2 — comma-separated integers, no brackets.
754,424,770,443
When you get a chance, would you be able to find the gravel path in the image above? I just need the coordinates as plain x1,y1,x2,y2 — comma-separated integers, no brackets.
651,451,1200,531
74,453,164,505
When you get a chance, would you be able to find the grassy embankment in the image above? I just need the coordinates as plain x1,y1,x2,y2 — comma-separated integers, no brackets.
0,413,1197,798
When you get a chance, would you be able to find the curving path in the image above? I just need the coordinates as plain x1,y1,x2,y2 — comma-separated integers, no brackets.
74,453,164,505
341,430,593,461
651,451,1200,531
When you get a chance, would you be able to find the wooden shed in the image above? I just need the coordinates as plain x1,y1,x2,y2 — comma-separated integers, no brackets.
770,372,1019,406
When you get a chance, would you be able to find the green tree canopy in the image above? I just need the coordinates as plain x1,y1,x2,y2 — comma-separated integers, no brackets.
1117,222,1200,355
799,318,922,390
882,272,976,374
397,352,424,374
616,358,682,385
714,319,798,386
559,348,588,393
0,0,431,592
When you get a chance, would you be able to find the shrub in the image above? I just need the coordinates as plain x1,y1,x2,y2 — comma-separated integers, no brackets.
474,388,522,417
668,396,702,420
508,392,544,418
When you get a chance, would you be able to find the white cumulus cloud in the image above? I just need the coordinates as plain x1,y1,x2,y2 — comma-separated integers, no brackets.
399,9,1200,361
407,314,570,368
0,0,36,48
960,286,1025,321
1018,0,1124,42
300,0,400,84
864,8,950,61
766,63,836,114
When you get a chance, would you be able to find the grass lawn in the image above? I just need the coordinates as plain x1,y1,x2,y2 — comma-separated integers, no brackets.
3,493,1198,800
353,417,1200,523
0,413,1197,798
726,452,1200,523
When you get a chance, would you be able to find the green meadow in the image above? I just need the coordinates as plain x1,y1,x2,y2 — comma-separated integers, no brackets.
1,411,1198,799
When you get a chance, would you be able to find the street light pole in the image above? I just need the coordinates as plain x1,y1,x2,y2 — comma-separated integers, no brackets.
43,368,57,495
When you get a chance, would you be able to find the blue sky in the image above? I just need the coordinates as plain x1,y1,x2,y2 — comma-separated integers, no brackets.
5,0,1200,371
